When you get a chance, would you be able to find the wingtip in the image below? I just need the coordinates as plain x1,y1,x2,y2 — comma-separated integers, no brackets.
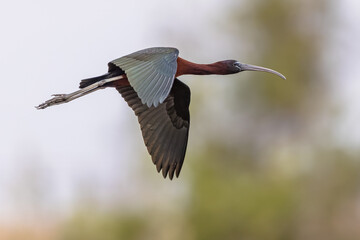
162,169,167,178
164,170,175,180
158,165,176,180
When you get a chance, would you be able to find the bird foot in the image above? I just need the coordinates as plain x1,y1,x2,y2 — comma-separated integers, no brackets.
36,94,69,109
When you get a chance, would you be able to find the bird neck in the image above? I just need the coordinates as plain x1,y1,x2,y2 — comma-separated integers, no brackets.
176,57,230,77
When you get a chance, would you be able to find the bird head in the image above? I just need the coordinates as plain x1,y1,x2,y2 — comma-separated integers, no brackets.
225,60,286,79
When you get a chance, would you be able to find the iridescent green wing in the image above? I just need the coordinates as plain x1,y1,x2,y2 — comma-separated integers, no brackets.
110,47,179,107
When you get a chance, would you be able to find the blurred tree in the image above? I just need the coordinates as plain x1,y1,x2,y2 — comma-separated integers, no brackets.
229,0,334,151
60,211,146,240
183,0,360,240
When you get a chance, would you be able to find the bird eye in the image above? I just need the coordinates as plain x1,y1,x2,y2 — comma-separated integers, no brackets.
233,61,241,70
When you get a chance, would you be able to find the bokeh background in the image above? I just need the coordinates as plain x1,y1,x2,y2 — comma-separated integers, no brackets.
1,0,360,239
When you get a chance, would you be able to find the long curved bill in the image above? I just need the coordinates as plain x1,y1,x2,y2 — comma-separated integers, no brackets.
239,63,286,80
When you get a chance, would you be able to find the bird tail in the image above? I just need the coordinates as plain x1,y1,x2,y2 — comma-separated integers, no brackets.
79,73,110,88
79,68,124,89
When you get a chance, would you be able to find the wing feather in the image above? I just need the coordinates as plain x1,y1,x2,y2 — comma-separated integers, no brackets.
116,79,190,179
111,47,179,107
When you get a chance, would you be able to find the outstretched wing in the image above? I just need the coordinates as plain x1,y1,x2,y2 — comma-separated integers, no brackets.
117,79,190,179
110,47,179,108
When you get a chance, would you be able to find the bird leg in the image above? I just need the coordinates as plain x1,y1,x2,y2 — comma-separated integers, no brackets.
36,76,123,109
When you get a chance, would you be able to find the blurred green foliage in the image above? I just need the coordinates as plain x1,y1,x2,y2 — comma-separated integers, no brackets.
236,0,327,113
60,211,146,240
188,153,298,240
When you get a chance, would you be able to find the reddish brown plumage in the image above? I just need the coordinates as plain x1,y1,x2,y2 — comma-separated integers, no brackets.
107,57,239,90
109,58,233,89
110,75,130,88
176,57,233,77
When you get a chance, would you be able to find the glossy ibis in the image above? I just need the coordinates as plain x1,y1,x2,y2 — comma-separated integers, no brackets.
36,47,285,179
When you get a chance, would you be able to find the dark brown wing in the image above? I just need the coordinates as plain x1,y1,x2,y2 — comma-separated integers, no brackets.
116,79,190,179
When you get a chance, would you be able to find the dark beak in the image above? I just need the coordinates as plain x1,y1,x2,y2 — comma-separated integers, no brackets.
236,62,286,80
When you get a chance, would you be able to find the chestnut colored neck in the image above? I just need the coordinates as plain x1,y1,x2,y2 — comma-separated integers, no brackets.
176,57,230,77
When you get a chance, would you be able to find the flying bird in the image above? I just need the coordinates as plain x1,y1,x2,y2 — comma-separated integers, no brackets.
36,47,285,179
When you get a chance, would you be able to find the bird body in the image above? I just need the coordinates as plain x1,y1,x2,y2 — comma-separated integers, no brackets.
37,47,285,179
